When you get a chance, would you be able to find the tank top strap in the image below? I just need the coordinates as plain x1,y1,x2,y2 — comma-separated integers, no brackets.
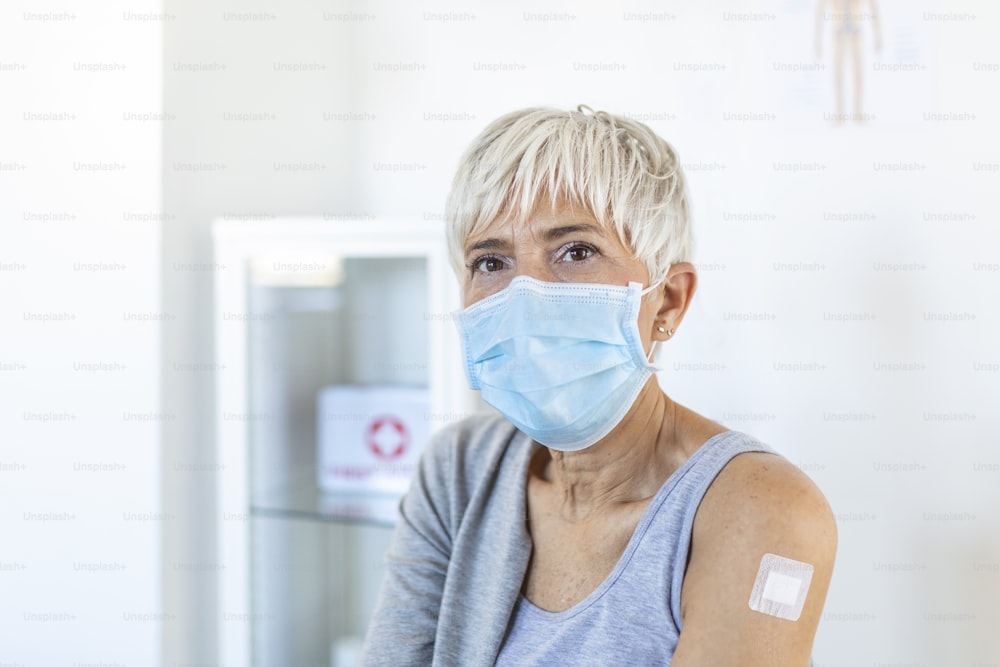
628,429,780,628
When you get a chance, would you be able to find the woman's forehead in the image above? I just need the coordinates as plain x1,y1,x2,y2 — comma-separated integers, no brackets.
465,199,615,248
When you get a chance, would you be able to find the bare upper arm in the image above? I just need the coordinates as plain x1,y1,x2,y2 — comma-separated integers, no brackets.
671,452,838,667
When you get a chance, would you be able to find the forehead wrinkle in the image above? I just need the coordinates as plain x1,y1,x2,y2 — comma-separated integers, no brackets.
464,237,509,256
543,223,606,242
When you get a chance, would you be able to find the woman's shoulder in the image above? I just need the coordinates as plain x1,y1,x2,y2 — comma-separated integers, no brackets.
419,411,532,489
695,428,835,538
424,410,523,458
429,410,516,441
713,448,832,515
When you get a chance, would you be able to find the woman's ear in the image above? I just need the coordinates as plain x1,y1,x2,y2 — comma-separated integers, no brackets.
653,262,697,339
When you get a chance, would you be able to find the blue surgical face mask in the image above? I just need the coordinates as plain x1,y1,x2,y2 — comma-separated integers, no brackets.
454,276,660,451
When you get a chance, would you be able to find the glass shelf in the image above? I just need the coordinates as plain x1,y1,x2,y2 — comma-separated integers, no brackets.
213,219,473,667
251,482,400,528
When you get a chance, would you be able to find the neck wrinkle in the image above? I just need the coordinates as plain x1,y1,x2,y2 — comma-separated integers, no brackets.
541,381,677,521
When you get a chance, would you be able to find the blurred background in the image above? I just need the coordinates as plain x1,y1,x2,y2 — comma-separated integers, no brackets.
1,0,998,665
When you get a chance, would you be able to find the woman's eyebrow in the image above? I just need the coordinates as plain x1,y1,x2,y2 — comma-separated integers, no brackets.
543,223,604,241
465,237,509,256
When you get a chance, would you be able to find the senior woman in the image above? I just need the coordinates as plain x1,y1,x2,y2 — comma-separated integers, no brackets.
361,106,837,666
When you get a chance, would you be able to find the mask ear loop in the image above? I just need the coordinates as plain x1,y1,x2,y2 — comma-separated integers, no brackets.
639,281,664,367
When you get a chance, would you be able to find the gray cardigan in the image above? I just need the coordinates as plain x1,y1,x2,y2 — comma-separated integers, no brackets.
361,414,537,666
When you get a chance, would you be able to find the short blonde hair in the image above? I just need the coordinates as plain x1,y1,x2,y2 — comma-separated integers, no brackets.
444,105,692,286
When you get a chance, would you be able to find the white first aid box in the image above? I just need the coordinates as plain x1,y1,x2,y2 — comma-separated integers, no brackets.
316,385,430,496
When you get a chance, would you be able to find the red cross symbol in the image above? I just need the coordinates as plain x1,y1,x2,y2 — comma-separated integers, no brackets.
366,414,409,460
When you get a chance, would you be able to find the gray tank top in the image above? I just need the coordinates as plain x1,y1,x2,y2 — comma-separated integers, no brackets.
495,430,778,666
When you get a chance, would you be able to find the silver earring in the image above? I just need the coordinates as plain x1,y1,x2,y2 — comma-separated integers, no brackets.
657,326,666,333
667,328,675,337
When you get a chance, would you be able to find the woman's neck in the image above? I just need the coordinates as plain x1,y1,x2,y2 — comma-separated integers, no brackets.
533,380,682,522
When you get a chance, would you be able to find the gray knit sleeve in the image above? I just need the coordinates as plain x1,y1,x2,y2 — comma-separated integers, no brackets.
360,424,457,666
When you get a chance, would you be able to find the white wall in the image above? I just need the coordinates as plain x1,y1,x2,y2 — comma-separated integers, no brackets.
0,1,162,665
160,0,999,665
160,1,363,664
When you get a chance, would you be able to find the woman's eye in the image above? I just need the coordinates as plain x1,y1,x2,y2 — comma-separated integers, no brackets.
473,255,506,273
560,244,596,262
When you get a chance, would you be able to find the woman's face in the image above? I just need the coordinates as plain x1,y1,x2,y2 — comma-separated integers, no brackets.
460,198,665,355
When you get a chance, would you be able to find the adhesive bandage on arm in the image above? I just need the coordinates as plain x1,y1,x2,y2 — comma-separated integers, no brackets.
748,553,814,621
